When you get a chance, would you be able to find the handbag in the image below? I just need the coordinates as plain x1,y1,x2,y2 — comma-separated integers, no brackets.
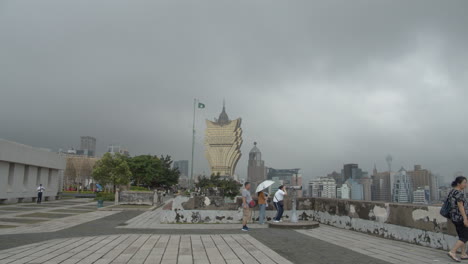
249,200,256,208
440,189,454,218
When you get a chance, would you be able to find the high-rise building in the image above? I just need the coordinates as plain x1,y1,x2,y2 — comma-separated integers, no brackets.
269,177,284,194
392,167,412,203
342,164,358,182
204,103,242,177
107,145,129,157
358,177,372,201
309,177,336,198
346,178,364,200
408,165,438,202
371,165,391,202
247,142,267,195
80,136,96,157
327,171,343,186
413,187,428,204
173,160,189,177
267,168,302,197
337,183,350,199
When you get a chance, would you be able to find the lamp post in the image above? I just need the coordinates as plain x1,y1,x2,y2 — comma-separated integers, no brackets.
190,99,197,191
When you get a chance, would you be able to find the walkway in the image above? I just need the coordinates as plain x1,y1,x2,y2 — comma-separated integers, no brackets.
0,199,117,235
0,234,291,264
298,225,453,264
0,198,458,263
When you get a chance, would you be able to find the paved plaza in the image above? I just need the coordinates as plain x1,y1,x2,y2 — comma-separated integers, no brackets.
0,198,460,263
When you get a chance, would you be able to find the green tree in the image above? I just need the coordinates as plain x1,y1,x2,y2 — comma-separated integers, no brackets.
128,155,162,187
196,174,241,199
151,155,180,188
92,153,132,192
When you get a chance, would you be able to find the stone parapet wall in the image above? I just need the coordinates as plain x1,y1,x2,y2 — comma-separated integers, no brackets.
118,191,159,205
168,196,458,249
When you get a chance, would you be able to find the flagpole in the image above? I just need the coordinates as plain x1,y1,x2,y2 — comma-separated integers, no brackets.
190,98,197,191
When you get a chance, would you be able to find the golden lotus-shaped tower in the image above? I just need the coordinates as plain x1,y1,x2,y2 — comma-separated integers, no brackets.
205,103,242,178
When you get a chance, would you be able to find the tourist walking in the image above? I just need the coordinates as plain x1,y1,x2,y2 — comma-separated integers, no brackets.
37,184,45,204
241,182,253,231
447,176,468,262
273,185,287,222
257,191,268,224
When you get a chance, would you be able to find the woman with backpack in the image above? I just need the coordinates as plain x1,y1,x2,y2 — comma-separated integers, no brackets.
447,176,468,262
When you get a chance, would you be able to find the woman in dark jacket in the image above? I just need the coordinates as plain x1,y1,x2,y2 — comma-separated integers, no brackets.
448,176,468,262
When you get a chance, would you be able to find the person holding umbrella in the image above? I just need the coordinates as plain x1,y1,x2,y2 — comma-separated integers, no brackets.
255,180,275,225
257,190,268,224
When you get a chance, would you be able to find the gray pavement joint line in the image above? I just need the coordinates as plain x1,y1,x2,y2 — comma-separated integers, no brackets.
112,234,152,263
220,235,246,264
191,235,208,262
2,237,84,263
223,235,258,264
241,235,291,264
133,234,160,264
236,234,277,264
65,235,116,262
38,235,105,264
81,235,129,263
96,234,139,264
160,235,172,264
211,235,236,262
231,234,268,264
126,234,152,263
200,235,215,264
26,235,108,263
145,234,164,264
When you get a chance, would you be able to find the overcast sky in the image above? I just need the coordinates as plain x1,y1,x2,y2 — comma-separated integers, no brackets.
1,0,467,185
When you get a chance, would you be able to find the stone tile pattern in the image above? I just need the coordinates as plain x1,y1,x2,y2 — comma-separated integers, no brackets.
0,234,292,264
0,211,118,235
0,199,118,235
297,225,453,264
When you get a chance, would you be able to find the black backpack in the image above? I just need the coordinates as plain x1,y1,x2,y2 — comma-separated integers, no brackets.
440,190,454,218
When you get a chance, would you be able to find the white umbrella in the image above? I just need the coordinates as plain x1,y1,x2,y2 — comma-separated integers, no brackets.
255,180,275,193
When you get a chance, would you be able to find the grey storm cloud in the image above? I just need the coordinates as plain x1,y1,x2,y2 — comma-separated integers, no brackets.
1,0,468,185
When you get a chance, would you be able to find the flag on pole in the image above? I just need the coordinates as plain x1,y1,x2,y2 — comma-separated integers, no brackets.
198,102,205,109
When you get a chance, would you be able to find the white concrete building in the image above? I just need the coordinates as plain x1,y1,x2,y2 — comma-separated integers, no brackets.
309,177,336,198
337,184,350,199
0,139,66,204
413,187,428,204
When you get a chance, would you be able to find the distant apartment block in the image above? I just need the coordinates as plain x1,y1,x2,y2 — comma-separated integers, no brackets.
173,160,189,177
80,136,96,157
309,177,336,198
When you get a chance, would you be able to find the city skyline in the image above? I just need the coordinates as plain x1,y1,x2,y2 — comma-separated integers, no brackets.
1,1,468,184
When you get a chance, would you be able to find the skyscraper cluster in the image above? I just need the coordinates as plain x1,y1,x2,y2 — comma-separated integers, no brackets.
309,162,439,205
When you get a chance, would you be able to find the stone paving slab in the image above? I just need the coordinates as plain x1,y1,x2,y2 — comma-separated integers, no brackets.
0,234,293,264
297,225,454,264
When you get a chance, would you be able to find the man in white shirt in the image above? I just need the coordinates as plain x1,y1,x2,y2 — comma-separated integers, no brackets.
37,184,45,204
273,185,287,222
241,182,252,231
